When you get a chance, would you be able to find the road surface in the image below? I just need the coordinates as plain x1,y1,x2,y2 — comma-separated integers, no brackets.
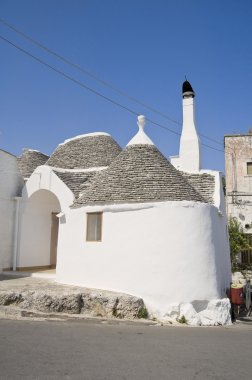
0,318,251,379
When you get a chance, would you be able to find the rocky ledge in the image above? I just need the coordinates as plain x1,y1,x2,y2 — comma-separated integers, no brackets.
0,276,148,320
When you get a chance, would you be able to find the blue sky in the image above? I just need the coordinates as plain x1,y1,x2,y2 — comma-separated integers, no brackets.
1,0,252,172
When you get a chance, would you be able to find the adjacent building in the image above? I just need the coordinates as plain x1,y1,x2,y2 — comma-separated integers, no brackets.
224,132,252,265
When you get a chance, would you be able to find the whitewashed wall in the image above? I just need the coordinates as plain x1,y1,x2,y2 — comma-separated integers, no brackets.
56,200,231,317
18,189,61,267
0,150,23,270
17,166,74,268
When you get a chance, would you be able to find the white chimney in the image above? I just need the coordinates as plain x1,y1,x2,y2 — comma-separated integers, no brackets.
179,80,201,172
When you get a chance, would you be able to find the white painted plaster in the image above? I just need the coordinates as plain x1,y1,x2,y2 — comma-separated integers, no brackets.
49,166,108,173
127,129,154,146
18,166,75,268
174,96,201,172
23,149,40,153
56,200,231,320
21,166,74,211
170,155,181,169
18,189,61,267
0,150,24,270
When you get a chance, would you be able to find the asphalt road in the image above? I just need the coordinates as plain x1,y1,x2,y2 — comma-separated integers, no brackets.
0,318,251,380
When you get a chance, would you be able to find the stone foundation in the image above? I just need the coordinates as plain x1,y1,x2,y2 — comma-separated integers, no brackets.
158,298,232,326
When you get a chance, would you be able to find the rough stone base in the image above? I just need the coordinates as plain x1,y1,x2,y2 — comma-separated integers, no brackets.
0,278,147,320
0,276,233,325
161,298,232,326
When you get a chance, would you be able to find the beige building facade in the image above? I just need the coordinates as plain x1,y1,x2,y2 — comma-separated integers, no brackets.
224,132,252,264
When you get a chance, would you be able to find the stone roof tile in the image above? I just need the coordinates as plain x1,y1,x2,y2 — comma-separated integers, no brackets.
72,144,206,207
181,172,215,204
46,134,121,169
17,150,49,179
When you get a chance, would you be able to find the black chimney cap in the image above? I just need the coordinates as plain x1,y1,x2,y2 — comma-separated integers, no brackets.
182,80,195,98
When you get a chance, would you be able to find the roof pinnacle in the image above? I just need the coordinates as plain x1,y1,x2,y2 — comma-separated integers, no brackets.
182,79,195,98
126,115,154,146
137,115,146,130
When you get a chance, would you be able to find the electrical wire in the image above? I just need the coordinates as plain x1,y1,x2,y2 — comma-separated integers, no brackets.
0,34,139,117
0,33,229,155
0,19,180,123
0,18,224,147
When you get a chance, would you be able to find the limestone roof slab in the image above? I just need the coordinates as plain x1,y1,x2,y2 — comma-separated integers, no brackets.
46,134,121,169
17,149,49,179
72,144,206,207
181,172,215,204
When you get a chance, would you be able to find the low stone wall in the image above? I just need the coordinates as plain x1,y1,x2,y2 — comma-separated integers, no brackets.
0,276,233,325
0,278,147,320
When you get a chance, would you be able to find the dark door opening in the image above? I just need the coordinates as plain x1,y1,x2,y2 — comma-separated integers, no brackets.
50,212,59,268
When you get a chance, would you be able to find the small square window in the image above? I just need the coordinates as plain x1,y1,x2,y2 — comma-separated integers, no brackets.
247,162,252,175
86,212,102,242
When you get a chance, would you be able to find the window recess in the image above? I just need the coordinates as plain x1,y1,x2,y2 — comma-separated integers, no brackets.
86,212,102,242
247,162,252,175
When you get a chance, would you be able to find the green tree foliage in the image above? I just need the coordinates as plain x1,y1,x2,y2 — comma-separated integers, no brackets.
228,217,251,271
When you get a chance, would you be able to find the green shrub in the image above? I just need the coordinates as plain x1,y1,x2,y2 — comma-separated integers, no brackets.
228,217,251,272
137,307,148,319
177,315,187,324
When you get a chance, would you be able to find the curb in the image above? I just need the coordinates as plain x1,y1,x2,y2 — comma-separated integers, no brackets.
0,305,158,326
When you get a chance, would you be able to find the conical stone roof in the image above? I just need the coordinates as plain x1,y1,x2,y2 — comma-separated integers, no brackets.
17,149,49,179
53,170,100,198
72,143,206,208
46,133,121,169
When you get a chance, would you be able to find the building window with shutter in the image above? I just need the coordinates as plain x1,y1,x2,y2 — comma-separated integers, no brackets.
247,162,252,175
86,212,102,242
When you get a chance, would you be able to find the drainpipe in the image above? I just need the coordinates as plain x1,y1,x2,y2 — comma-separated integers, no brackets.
13,196,21,271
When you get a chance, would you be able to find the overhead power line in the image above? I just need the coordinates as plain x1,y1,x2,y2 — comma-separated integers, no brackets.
0,18,223,147
0,34,139,116
0,18,180,124
0,33,229,155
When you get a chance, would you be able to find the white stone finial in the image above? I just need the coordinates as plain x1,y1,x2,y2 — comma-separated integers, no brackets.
137,115,146,130
127,115,154,146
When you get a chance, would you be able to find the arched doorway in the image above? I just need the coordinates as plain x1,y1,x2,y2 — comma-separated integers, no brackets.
18,189,61,270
